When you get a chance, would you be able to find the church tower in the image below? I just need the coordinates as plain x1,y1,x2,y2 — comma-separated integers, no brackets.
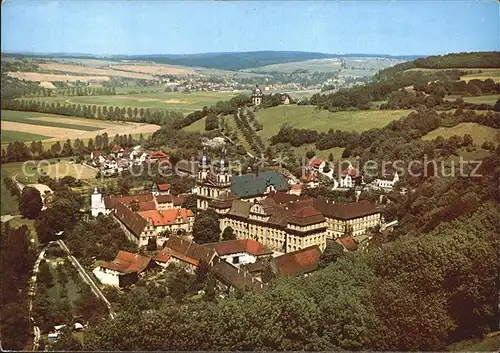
251,84,263,106
91,187,106,217
195,148,232,211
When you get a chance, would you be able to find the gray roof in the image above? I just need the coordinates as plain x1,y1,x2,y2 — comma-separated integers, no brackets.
231,171,289,198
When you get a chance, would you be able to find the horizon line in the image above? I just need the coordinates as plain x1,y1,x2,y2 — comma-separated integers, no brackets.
0,50,432,58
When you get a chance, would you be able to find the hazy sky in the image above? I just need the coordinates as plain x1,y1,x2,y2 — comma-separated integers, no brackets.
1,0,498,56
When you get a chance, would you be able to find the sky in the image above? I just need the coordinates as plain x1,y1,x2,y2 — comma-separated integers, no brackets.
1,0,498,56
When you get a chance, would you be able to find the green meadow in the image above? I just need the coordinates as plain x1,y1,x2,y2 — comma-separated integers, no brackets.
422,122,500,146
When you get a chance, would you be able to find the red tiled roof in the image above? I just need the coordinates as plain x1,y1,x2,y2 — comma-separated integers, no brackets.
104,193,154,209
300,172,318,183
139,208,193,226
150,151,168,158
92,151,101,158
157,184,170,191
138,201,157,212
288,206,325,226
339,236,358,251
204,239,273,257
274,246,321,277
341,168,360,177
163,236,216,267
111,145,123,152
98,250,152,274
308,158,324,168
290,184,303,190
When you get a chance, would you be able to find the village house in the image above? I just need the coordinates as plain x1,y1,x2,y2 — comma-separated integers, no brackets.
372,164,400,190
93,250,157,287
152,183,171,196
204,239,273,267
308,157,325,172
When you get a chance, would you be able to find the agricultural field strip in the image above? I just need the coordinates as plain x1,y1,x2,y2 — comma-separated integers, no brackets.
7,71,110,82
1,120,160,143
38,63,155,80
1,131,51,143
2,115,104,131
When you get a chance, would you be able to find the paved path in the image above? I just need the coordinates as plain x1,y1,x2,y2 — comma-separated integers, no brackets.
12,173,25,192
29,241,53,351
0,215,21,223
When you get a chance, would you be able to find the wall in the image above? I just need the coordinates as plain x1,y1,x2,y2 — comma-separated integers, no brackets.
93,267,119,286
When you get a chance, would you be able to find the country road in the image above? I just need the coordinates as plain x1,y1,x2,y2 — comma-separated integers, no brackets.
29,241,53,351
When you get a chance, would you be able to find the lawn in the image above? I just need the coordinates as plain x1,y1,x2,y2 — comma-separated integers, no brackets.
446,94,499,105
422,123,500,146
46,258,82,308
2,130,51,143
27,90,242,114
0,178,19,215
1,110,103,131
462,94,499,105
39,161,96,180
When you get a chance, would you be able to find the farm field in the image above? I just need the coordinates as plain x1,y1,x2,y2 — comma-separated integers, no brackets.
252,105,413,139
7,71,110,83
2,110,104,131
39,62,155,80
422,123,500,146
29,90,243,114
39,161,97,180
406,67,500,82
1,110,160,145
244,57,404,74
2,131,51,143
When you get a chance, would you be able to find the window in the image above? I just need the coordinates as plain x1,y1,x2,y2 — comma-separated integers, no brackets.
232,256,240,264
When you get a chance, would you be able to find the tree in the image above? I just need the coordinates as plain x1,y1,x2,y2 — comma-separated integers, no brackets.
261,261,276,283
117,176,132,195
318,242,344,268
221,226,236,241
19,186,43,219
462,134,474,147
181,194,197,212
322,161,331,173
192,209,220,244
147,237,157,251
494,98,500,112
205,113,219,131
306,150,315,159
